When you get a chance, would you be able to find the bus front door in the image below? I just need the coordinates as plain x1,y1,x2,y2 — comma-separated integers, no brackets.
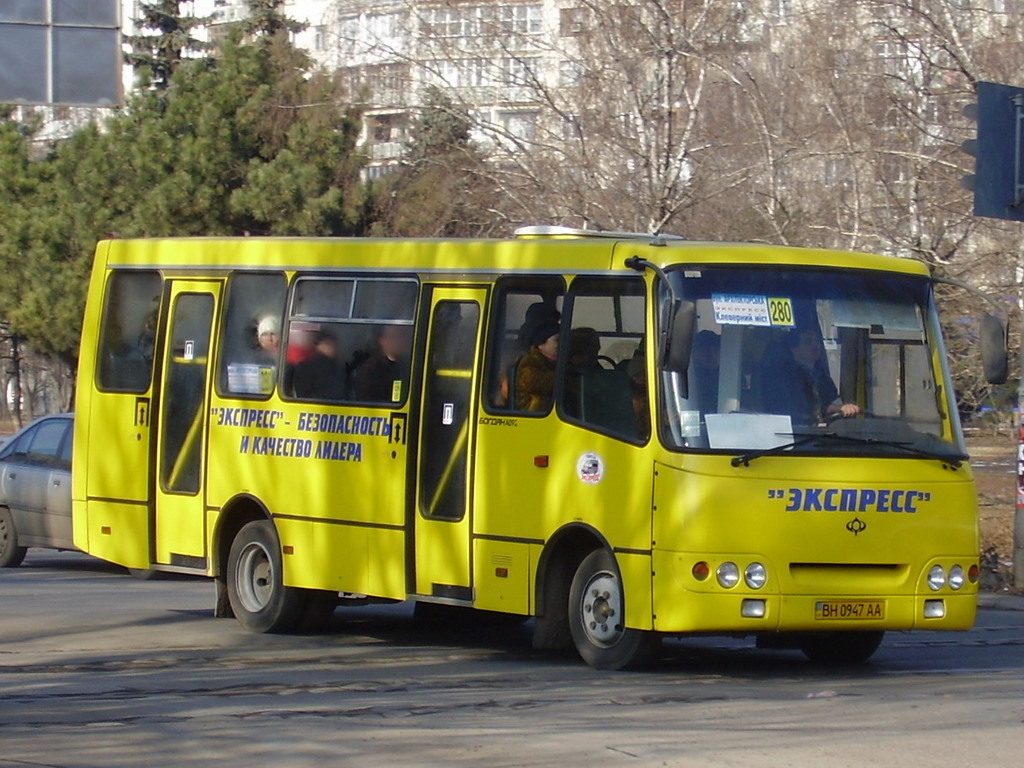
153,282,220,570
413,288,485,602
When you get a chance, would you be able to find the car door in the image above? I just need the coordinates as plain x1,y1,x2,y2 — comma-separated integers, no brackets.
0,417,73,548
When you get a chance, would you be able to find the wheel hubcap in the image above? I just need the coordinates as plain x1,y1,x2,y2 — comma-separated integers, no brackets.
580,570,623,648
235,541,273,613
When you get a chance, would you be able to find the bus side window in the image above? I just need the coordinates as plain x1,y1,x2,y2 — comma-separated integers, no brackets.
485,277,564,412
96,270,162,393
560,277,649,440
217,272,287,398
285,276,418,406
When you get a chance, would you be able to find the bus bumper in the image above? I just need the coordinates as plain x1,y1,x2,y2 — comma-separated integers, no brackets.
651,551,978,634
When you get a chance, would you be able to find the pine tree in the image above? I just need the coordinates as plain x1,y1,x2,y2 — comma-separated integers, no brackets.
125,0,210,90
241,0,306,40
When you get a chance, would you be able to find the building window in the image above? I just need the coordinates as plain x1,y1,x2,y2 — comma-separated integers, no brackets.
559,60,582,87
498,57,539,87
499,111,538,143
498,5,543,35
559,7,586,36
767,0,791,24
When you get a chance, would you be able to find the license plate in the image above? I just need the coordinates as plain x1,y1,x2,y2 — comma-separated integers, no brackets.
814,600,885,620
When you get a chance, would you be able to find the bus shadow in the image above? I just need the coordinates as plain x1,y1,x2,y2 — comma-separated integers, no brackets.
306,603,882,679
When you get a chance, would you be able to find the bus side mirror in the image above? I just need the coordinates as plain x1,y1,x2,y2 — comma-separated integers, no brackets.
980,313,1008,385
664,301,696,374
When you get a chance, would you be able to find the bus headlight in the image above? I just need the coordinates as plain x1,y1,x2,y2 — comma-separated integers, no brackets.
744,562,767,590
716,562,740,588
948,565,965,591
927,565,946,591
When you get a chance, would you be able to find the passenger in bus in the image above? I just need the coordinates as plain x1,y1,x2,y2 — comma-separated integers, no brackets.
352,324,413,402
690,330,721,413
563,326,601,416
292,329,345,401
627,350,651,437
762,327,859,425
568,327,601,373
495,302,561,407
256,315,281,360
138,309,158,363
515,319,560,411
518,302,561,348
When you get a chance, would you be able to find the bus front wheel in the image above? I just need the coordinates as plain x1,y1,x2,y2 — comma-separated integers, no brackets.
227,520,306,633
568,549,658,670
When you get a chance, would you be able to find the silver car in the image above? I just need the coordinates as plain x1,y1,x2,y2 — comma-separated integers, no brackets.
0,414,74,567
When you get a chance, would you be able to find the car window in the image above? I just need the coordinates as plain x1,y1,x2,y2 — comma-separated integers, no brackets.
0,430,30,462
58,427,73,470
24,421,70,468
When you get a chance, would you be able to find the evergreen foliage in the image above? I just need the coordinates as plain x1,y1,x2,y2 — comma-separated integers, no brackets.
0,16,372,367
124,0,211,90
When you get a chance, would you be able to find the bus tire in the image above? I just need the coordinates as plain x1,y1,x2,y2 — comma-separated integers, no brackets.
0,508,27,568
568,549,658,670
799,630,884,664
226,520,305,633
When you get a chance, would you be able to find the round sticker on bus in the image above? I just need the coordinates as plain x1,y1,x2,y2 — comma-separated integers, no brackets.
576,452,605,485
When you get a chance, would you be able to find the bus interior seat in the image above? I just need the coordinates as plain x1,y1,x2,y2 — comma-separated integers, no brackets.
579,368,636,437
504,359,520,409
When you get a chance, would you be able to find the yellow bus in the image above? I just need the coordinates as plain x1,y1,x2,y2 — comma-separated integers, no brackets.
72,228,1005,669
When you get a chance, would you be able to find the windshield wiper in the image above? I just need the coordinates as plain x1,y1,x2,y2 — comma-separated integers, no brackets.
731,434,823,467
808,431,965,468
731,431,964,468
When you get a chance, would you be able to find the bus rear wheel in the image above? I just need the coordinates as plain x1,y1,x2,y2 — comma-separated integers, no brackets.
568,549,658,670
799,630,885,663
227,520,306,633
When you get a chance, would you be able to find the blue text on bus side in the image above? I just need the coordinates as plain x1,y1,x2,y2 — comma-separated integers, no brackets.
212,407,283,429
297,411,391,438
773,488,930,513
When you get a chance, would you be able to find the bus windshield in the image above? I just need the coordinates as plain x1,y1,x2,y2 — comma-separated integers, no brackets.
659,265,966,461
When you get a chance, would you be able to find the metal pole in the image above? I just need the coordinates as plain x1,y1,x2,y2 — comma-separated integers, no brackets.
1016,253,1024,589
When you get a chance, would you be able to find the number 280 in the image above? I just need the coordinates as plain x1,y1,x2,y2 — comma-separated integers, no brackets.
768,298,794,326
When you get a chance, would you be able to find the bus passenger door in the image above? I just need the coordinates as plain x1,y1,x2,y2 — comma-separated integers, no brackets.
413,288,485,601
153,282,220,569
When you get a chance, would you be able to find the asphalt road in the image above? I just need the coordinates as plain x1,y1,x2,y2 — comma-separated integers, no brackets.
2,551,1023,768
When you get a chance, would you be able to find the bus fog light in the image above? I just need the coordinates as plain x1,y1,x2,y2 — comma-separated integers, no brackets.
948,565,965,591
716,562,740,588
968,564,980,583
924,599,945,618
744,562,767,589
741,599,766,618
927,565,946,591
692,561,710,581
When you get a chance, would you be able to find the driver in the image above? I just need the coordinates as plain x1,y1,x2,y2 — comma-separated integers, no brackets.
763,327,859,425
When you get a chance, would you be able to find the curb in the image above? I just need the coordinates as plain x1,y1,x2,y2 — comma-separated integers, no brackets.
977,592,1024,611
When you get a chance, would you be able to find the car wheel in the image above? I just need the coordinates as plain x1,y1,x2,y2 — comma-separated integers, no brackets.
0,507,27,568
